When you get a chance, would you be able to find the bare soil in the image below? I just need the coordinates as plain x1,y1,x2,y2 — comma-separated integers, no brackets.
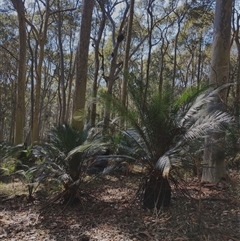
0,171,240,241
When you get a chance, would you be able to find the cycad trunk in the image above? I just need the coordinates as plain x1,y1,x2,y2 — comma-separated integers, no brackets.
143,170,171,210
202,0,232,183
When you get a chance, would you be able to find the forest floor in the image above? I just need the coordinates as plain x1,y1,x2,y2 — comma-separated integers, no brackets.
0,170,240,241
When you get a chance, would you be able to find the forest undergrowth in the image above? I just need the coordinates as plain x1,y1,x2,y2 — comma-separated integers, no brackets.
0,170,239,241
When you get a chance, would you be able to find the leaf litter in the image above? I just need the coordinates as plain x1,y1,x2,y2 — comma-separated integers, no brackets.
0,171,239,241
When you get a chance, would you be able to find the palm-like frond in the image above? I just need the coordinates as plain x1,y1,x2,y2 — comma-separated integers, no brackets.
97,78,215,171
183,110,232,141
156,85,234,177
48,124,88,154
69,77,233,178
119,128,152,158
67,141,110,159
30,159,72,184
179,83,232,127
101,90,153,157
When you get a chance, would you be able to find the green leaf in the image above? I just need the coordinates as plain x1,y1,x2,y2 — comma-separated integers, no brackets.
73,109,86,121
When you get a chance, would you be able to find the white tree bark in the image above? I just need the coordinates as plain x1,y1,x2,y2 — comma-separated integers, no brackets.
202,0,233,183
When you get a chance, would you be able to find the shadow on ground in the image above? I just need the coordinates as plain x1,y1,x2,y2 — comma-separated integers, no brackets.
0,172,240,241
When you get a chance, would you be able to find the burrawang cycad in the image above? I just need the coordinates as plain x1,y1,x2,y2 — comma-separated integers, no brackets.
98,79,234,210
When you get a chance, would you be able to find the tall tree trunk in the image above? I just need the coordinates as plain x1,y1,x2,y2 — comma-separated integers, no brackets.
89,10,106,127
57,0,66,125
233,14,240,130
144,0,154,107
31,0,50,143
172,6,188,92
196,35,203,87
158,33,169,94
71,0,94,131
121,0,134,108
103,3,129,129
27,30,35,145
235,46,240,130
65,27,76,123
202,0,232,183
66,57,75,123
11,0,26,144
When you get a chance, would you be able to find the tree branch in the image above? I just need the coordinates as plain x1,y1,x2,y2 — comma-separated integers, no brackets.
0,45,18,61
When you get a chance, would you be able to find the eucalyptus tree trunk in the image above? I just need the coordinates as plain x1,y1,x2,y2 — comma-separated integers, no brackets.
71,0,94,131
89,9,106,127
11,0,26,144
234,14,240,130
28,0,51,143
172,5,189,92
66,57,75,123
196,35,203,87
57,0,66,125
103,3,129,129
144,0,154,106
158,31,170,94
121,0,134,109
202,0,232,183
235,44,240,131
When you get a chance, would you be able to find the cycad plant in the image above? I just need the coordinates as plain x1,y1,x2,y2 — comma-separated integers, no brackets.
27,124,90,207
98,75,233,209
46,124,88,181
0,125,90,205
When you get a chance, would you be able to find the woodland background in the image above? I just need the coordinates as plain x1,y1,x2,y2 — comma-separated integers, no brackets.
0,0,239,143
0,1,240,240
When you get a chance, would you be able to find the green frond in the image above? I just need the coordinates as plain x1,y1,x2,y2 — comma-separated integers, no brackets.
173,84,208,111
73,108,86,122
156,84,234,176
48,124,88,154
179,83,232,128
66,141,108,159
99,73,233,177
